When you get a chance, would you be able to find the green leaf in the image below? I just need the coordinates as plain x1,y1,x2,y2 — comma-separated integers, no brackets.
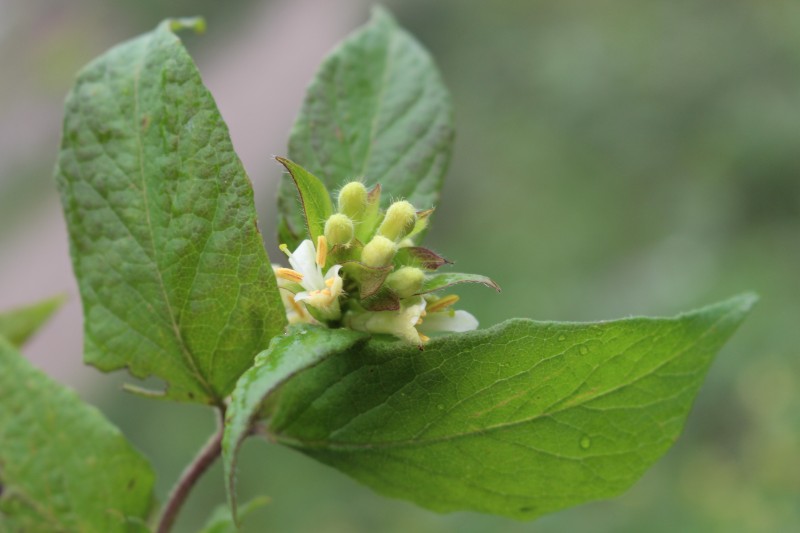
0,337,155,530
54,18,286,404
223,326,368,521
275,157,334,246
0,295,65,348
263,294,755,519
418,272,501,295
280,6,454,249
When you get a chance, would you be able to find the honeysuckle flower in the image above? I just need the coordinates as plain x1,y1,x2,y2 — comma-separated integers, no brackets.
276,170,497,345
346,297,428,346
275,237,344,320
418,309,478,334
273,266,315,325
345,294,479,346
419,294,479,336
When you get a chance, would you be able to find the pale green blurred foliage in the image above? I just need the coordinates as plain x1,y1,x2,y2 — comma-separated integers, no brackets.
1,0,797,531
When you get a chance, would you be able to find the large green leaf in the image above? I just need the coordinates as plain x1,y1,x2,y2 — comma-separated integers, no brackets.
279,7,455,248
0,295,65,348
263,294,755,519
223,326,368,520
0,337,155,530
54,18,286,404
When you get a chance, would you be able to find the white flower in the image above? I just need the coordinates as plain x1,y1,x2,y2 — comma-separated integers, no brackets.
346,297,428,346
275,238,343,320
345,295,479,347
418,308,478,335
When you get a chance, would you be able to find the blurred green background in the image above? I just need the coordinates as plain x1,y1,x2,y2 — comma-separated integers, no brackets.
1,0,798,531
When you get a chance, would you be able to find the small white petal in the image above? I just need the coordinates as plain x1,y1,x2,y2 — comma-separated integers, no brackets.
288,240,324,290
324,264,343,281
294,291,311,302
419,310,478,334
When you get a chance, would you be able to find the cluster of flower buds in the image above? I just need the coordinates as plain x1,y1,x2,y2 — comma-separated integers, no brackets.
274,175,498,347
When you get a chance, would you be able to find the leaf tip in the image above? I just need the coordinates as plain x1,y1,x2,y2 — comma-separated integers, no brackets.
369,4,396,25
166,16,207,35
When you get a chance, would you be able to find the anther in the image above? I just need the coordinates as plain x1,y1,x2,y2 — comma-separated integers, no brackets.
316,235,328,267
427,294,459,313
275,268,304,283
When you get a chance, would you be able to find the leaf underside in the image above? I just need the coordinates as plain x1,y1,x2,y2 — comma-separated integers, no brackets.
54,18,286,404
0,337,155,530
261,294,755,519
223,326,368,520
279,6,454,249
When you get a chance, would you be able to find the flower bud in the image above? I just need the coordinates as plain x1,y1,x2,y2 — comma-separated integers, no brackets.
378,200,417,242
338,181,368,219
324,213,354,246
385,266,425,298
361,235,397,268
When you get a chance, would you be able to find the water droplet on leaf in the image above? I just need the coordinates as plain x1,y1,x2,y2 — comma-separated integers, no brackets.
557,334,566,341
580,436,591,449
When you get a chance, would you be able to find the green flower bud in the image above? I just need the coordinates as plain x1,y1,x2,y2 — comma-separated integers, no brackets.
385,266,425,298
361,235,397,268
378,200,417,242
324,213,355,246
338,182,368,219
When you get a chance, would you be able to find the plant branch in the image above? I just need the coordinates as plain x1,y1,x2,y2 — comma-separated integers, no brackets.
156,407,225,533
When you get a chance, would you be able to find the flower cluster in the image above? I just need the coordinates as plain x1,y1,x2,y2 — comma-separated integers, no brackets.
274,178,495,347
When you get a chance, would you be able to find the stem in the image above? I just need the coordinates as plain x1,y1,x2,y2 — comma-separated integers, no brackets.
156,407,225,533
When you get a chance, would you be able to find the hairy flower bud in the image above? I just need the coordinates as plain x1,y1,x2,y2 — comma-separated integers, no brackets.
324,213,354,246
361,235,397,267
385,266,425,298
378,200,417,242
338,181,368,219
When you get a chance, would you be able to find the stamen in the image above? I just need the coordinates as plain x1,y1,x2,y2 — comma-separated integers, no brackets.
316,235,328,267
416,318,423,325
275,268,304,283
279,243,291,257
419,333,431,344
427,294,460,313
287,294,306,317
325,278,335,288
322,288,332,296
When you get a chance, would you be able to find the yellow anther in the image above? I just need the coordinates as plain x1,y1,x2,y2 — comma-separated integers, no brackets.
288,295,306,318
427,294,460,313
279,243,291,257
316,235,328,267
416,318,424,326
325,278,335,288
322,288,332,296
418,333,431,344
275,268,304,283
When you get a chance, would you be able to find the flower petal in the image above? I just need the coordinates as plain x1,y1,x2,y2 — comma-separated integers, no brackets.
419,310,478,334
288,239,324,290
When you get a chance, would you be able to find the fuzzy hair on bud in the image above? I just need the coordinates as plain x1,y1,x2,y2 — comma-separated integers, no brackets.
362,235,397,267
386,266,425,298
378,200,417,242
338,182,368,219
324,213,355,246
